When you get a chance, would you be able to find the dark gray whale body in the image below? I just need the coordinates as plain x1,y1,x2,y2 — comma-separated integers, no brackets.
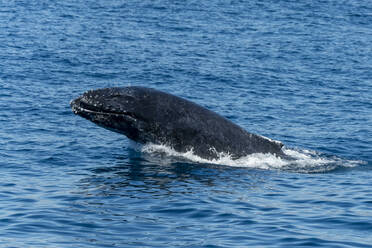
70,86,285,160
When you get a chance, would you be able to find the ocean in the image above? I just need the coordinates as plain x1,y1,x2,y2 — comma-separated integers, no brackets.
1,0,371,247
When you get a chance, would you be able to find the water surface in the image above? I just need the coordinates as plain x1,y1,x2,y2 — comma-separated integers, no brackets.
1,0,371,247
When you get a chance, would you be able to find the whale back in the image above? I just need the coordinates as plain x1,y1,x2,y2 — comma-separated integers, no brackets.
118,87,284,159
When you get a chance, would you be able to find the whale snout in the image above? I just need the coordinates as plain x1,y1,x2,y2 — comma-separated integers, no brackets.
72,87,142,116
70,96,83,115
70,87,146,141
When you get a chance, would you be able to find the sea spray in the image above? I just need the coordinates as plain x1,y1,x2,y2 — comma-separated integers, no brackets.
140,143,365,173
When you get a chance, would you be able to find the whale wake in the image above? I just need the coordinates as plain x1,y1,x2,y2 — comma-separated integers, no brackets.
140,143,365,173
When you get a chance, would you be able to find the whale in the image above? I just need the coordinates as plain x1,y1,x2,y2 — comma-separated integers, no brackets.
70,86,285,160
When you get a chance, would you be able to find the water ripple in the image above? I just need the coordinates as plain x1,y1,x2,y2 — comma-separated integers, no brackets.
1,0,372,247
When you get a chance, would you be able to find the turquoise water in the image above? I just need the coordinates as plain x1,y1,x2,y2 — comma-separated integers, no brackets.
1,1,371,247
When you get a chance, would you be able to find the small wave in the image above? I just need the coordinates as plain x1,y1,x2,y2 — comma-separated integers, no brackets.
140,143,365,173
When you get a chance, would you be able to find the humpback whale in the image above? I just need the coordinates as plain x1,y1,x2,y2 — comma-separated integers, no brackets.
70,86,285,159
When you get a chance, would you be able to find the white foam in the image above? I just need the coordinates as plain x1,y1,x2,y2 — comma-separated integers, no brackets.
257,134,284,147
139,143,365,173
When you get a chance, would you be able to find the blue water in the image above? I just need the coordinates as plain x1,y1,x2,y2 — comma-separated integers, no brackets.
1,0,372,247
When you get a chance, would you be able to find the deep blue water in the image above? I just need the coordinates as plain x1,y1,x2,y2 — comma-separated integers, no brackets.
1,0,372,247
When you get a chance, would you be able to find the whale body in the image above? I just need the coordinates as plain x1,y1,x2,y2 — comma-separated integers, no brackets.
70,86,285,159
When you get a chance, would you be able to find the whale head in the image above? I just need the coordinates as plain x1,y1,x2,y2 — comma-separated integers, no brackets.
70,86,161,143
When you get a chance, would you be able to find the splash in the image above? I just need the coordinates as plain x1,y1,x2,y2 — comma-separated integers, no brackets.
140,143,365,173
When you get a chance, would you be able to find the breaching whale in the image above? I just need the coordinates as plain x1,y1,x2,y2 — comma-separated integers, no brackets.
70,86,285,160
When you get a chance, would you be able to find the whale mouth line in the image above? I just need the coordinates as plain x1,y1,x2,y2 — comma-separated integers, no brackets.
70,98,138,120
